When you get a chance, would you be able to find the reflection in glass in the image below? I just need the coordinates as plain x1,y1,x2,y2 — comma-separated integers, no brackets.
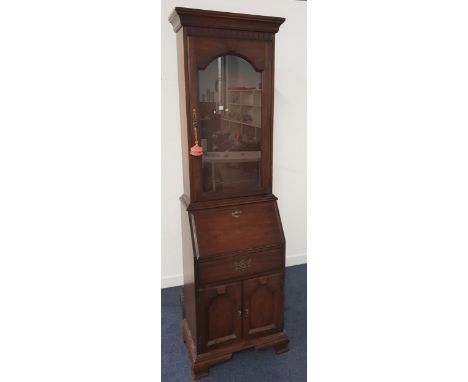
198,55,262,193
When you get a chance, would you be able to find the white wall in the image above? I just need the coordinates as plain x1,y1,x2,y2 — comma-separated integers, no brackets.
161,0,306,288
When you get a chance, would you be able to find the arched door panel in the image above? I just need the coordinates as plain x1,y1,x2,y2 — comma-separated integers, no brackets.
243,273,284,338
198,282,242,352
187,36,273,201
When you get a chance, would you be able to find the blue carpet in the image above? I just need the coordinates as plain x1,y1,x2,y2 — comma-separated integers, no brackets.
161,264,307,381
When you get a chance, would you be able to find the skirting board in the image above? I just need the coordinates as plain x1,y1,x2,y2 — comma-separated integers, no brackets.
162,252,307,289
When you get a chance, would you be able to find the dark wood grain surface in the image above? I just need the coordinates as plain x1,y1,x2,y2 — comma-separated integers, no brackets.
198,247,284,286
192,201,284,258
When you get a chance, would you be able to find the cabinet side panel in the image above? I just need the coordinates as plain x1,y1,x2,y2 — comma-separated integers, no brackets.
180,201,197,346
273,200,286,246
176,30,191,197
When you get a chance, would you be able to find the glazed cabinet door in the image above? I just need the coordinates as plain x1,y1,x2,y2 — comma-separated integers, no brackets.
198,281,242,352
242,273,284,339
187,35,274,201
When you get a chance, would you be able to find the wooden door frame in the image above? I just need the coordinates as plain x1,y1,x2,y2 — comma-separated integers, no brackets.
186,35,274,202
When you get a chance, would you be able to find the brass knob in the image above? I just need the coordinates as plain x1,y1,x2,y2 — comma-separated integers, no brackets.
231,210,242,218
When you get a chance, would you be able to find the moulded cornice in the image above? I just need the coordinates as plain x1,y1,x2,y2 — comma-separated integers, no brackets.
168,7,285,34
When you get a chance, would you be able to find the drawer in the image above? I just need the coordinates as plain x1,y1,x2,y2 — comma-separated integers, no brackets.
198,247,284,285
191,201,284,258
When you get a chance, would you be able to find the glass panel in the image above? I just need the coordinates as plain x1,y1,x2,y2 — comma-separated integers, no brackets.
198,55,262,193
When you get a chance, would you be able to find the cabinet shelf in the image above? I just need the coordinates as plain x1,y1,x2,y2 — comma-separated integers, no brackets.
221,118,260,128
227,89,261,92
228,103,261,107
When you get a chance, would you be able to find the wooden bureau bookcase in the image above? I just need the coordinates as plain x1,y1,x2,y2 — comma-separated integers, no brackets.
169,7,288,379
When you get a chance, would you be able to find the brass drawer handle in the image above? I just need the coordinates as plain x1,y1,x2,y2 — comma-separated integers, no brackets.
231,210,242,218
235,258,251,272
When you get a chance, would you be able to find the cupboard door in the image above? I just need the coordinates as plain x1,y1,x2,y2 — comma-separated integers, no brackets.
198,282,242,352
243,273,284,338
187,35,274,201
